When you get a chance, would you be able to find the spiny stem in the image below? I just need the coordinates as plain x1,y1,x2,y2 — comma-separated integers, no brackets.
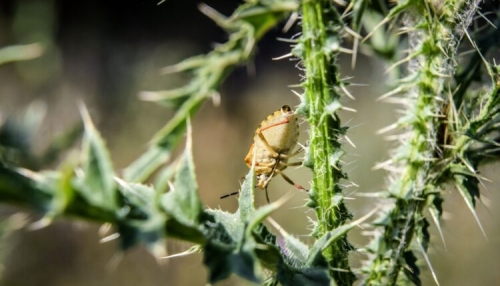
300,0,354,284
364,0,481,284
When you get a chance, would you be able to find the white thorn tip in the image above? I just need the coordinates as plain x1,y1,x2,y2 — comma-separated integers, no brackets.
272,53,293,60
341,106,357,113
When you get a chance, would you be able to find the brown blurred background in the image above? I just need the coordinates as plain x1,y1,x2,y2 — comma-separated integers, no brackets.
1,0,499,285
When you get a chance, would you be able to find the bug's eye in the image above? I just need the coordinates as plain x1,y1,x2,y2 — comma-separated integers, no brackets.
281,105,291,112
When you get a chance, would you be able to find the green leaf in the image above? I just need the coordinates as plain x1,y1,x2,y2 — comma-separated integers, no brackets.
49,162,76,217
246,193,291,238
279,234,309,268
402,250,421,286
153,158,179,193
238,164,255,222
0,166,52,210
276,265,331,286
75,105,116,210
115,179,166,254
204,241,260,283
307,209,375,266
161,119,202,227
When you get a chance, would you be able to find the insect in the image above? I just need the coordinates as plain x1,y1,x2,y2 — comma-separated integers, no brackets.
221,105,307,203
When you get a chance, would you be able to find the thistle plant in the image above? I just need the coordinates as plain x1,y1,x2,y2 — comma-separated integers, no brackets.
0,0,499,285
297,0,356,283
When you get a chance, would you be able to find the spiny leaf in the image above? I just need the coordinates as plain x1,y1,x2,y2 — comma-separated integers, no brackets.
153,157,179,193
115,179,166,254
204,241,260,284
246,193,292,238
161,118,202,227
0,167,52,210
239,164,255,221
402,250,421,286
307,208,376,267
76,104,116,210
50,161,76,217
276,265,331,286
279,234,309,268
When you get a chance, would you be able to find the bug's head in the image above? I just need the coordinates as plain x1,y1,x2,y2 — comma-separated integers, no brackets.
281,105,292,113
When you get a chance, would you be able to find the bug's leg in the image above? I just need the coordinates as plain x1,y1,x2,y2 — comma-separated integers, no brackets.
276,170,308,192
279,146,304,159
279,161,302,167
265,187,270,203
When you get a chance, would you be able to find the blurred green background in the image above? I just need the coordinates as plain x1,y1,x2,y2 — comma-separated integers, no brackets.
1,0,499,285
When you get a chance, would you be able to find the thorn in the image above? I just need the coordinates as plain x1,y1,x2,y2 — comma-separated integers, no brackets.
139,91,161,101
98,222,112,236
276,37,298,43
197,3,227,25
456,183,488,240
210,91,221,107
28,217,52,230
477,11,496,29
272,53,293,60
282,12,299,33
376,123,398,134
340,84,355,100
106,253,124,272
266,217,289,237
344,135,356,148
160,246,200,259
351,38,359,69
381,97,409,105
363,17,390,43
372,159,393,170
377,86,405,101
100,233,120,243
417,237,440,286
341,106,357,113
333,0,347,6
344,26,362,39
429,208,447,250
339,47,354,54
386,53,417,74
291,89,303,99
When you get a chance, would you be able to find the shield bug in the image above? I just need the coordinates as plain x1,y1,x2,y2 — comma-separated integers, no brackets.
221,105,307,202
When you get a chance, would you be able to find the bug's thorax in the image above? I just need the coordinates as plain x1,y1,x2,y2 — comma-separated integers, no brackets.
257,109,298,154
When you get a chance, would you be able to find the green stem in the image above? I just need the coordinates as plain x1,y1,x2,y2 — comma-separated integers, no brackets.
301,0,354,284
364,0,480,284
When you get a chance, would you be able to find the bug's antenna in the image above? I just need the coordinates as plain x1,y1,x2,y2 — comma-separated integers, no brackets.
265,187,270,203
220,191,239,199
